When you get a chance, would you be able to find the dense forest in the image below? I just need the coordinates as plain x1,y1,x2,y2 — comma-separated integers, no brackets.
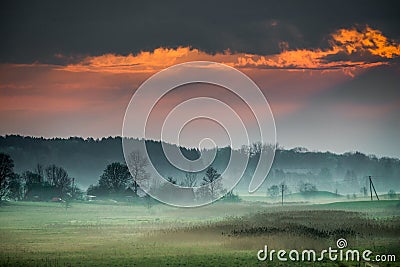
0,135,399,195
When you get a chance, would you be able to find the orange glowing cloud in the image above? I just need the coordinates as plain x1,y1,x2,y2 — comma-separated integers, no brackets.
235,47,349,69
331,26,400,58
234,26,399,70
59,26,398,75
61,47,239,73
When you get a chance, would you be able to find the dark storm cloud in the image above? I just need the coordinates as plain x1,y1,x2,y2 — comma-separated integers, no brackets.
1,0,399,63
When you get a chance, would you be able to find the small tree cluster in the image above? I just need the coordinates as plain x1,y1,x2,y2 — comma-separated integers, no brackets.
0,153,76,201
298,181,317,194
197,167,225,201
88,151,149,198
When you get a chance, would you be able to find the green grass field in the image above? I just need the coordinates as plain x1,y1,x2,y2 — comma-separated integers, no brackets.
0,200,399,266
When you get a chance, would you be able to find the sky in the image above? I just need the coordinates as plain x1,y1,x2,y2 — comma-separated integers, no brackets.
0,0,399,157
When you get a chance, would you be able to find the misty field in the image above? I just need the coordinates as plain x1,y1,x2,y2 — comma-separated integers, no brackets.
0,200,399,267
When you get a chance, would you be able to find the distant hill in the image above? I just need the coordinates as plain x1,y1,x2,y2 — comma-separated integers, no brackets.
285,191,344,201
1,135,399,194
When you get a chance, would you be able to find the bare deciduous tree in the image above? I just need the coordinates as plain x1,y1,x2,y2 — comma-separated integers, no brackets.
127,151,149,195
45,164,71,194
34,164,44,182
45,165,58,186
183,172,197,187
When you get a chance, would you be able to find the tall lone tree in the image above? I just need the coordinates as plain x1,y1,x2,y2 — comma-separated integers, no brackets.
127,151,149,195
202,167,223,201
0,153,15,200
34,164,44,182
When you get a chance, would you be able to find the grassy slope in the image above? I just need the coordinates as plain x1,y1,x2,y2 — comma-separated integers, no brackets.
0,200,399,266
241,191,345,202
241,190,400,204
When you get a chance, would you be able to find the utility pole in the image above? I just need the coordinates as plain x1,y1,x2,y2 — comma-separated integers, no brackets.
369,176,373,201
281,184,284,206
369,176,380,201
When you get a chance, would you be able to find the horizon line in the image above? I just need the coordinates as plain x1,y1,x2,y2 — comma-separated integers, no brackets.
1,134,399,160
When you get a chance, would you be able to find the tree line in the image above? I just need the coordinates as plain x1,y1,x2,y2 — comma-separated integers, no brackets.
1,152,239,204
1,135,399,194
